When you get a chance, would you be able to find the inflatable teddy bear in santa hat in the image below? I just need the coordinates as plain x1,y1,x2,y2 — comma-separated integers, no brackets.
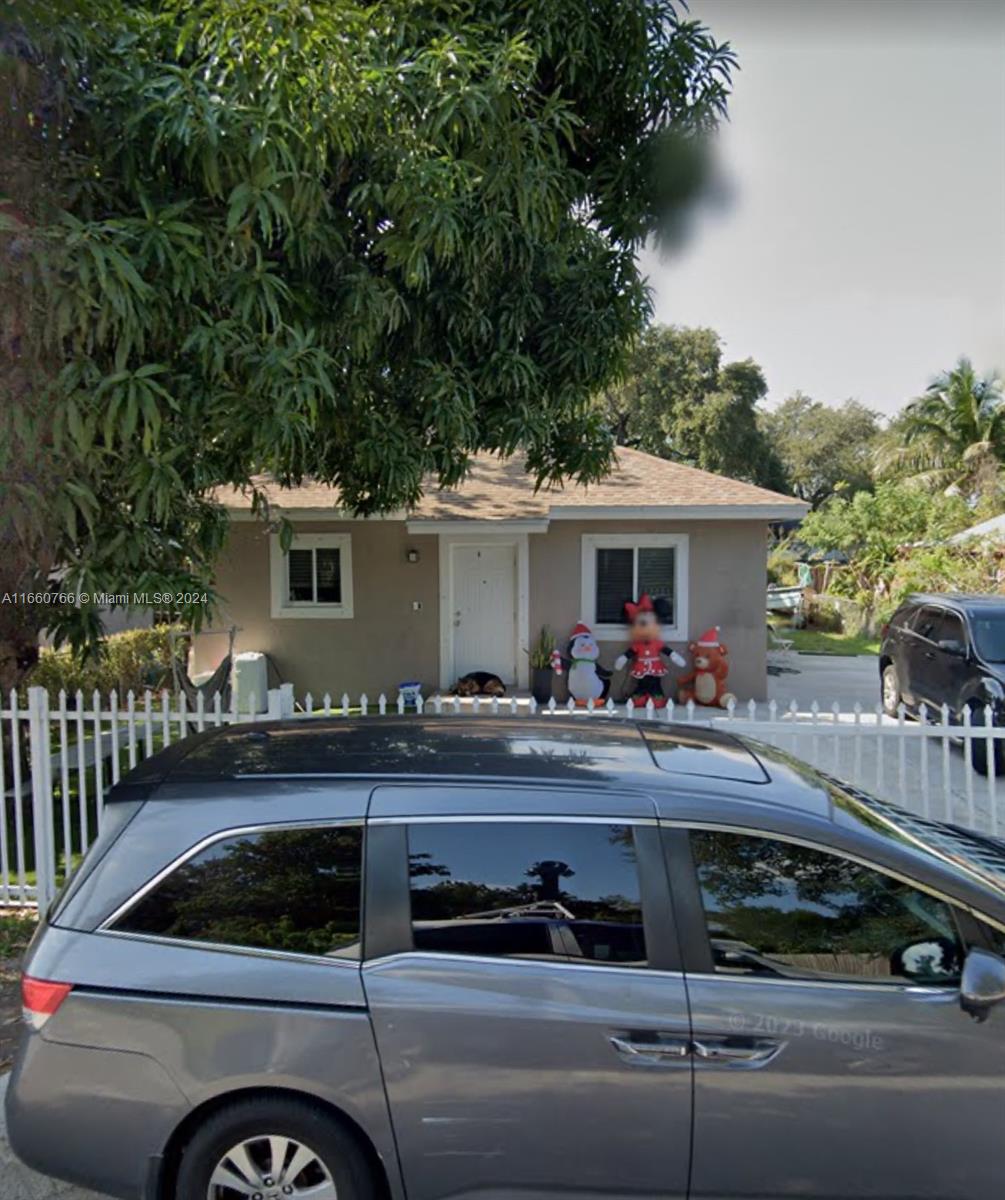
677,626,736,709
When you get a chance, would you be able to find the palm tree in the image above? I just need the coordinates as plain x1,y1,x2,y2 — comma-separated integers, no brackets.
878,358,1005,503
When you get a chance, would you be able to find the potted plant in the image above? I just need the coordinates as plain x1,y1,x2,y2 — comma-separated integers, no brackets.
526,626,555,703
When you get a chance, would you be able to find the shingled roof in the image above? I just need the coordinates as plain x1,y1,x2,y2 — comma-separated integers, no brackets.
218,447,807,522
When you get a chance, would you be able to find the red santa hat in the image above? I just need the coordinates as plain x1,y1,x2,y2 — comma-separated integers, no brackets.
570,622,593,640
696,626,721,647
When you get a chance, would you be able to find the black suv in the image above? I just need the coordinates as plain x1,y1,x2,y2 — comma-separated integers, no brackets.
879,594,1005,772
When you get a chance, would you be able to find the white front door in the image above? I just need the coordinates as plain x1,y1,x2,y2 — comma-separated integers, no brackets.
450,542,518,683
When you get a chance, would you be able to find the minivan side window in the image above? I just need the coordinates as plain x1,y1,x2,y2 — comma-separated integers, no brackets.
690,830,965,985
407,821,647,966
114,825,363,959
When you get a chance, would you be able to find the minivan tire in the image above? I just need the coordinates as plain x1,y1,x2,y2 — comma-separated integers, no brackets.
175,1095,376,1200
881,663,901,717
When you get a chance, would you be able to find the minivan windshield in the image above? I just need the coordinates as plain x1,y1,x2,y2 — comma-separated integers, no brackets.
750,742,1005,901
971,612,1005,662
832,779,1005,895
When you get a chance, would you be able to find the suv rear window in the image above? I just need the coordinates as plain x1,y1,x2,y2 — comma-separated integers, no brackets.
113,824,363,959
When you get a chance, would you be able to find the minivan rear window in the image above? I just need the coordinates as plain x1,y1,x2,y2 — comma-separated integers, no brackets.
113,824,363,959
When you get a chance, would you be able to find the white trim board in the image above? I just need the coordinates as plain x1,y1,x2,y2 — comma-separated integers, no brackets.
438,532,530,691
580,532,689,641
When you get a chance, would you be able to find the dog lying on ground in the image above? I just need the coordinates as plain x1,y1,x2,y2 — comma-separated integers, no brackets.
452,671,507,697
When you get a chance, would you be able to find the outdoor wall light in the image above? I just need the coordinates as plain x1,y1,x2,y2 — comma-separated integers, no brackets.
407,548,420,563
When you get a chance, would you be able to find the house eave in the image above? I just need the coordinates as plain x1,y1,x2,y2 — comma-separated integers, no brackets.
406,518,551,534
548,503,809,521
227,508,410,522
225,501,808,525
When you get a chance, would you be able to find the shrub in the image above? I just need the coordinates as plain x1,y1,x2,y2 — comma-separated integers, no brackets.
28,625,181,701
767,538,800,586
889,543,1004,602
806,596,843,633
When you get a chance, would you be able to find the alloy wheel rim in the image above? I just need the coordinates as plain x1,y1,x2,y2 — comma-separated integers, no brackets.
883,669,898,709
207,1135,337,1200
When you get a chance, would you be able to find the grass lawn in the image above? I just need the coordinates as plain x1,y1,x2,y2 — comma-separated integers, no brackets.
770,618,879,657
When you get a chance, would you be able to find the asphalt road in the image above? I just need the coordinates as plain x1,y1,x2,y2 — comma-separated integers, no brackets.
767,654,1001,832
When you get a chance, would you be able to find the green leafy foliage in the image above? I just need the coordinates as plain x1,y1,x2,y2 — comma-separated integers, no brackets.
799,482,974,620
597,324,786,487
888,542,1004,609
767,539,800,586
27,624,180,700
526,625,555,669
0,912,35,961
876,357,1005,508
759,393,880,509
1,1,735,674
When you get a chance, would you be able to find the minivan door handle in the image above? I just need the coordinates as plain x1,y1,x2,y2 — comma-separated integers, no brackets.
609,1034,690,1066
692,1035,783,1068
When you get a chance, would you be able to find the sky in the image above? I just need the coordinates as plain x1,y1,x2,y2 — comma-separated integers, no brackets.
642,0,1005,416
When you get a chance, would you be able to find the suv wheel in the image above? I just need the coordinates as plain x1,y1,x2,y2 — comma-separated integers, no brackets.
881,663,901,717
176,1096,375,1200
969,704,1005,777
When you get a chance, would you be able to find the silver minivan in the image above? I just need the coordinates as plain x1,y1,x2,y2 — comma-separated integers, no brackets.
8,717,1005,1200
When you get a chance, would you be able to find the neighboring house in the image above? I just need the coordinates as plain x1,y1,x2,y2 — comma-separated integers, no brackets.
202,448,807,701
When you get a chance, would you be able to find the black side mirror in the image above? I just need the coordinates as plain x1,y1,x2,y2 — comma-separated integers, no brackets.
960,948,1005,1021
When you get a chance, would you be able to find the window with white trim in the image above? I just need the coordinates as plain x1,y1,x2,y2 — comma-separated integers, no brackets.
270,533,354,619
581,533,688,637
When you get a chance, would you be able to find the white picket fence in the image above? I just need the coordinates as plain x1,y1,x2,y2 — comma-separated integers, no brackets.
2,684,1004,911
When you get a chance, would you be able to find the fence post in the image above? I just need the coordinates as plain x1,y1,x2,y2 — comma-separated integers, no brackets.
265,685,296,720
27,686,57,911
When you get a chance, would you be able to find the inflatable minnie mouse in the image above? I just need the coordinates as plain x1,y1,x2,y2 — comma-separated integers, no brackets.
614,593,686,707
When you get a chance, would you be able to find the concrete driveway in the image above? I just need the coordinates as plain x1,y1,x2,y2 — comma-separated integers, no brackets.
768,652,881,713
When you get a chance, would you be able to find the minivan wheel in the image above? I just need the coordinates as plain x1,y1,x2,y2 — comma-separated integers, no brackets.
175,1096,375,1200
881,663,901,717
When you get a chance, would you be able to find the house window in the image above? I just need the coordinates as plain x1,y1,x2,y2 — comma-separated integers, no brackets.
271,533,354,619
581,534,688,638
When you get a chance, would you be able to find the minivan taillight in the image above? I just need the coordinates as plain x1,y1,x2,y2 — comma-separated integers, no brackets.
21,975,72,1030
880,623,889,639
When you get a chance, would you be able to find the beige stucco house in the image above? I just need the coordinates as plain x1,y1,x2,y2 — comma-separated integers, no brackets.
199,448,807,703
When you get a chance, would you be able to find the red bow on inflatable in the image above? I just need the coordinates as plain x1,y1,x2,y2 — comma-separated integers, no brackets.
624,593,654,621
